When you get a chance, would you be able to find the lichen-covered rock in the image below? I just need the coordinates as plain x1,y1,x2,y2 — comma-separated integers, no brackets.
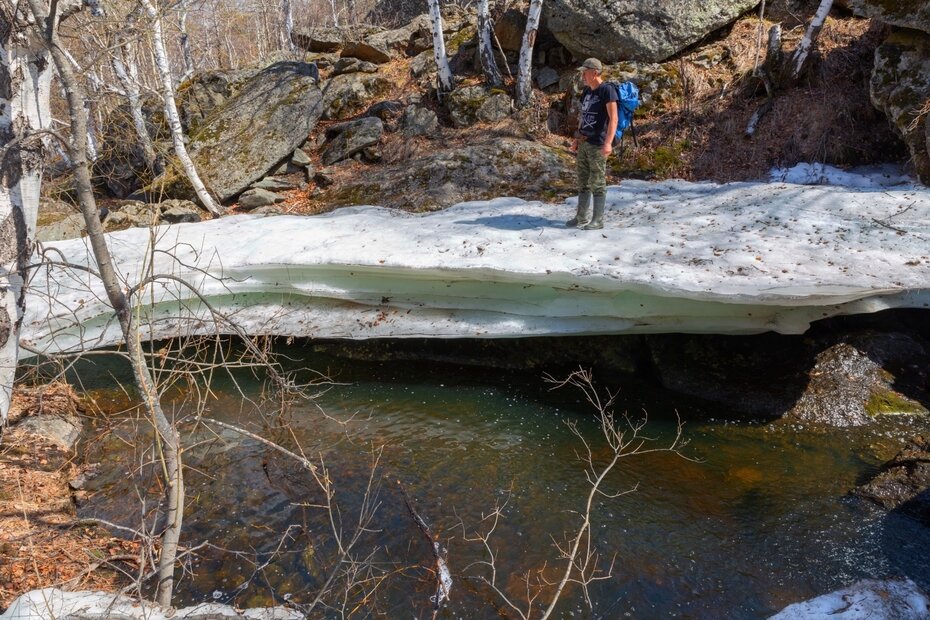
319,137,575,210
341,40,392,64
851,435,930,523
847,0,930,35
783,341,928,427
152,61,323,202
870,30,930,185
320,72,394,120
176,68,257,133
238,188,285,210
366,14,432,55
400,105,438,137
448,86,511,128
321,117,384,165
332,57,379,75
292,27,345,53
544,0,758,63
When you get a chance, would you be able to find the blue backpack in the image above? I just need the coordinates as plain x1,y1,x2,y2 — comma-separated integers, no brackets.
610,81,640,148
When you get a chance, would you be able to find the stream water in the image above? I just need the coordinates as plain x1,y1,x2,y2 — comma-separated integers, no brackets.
77,348,930,618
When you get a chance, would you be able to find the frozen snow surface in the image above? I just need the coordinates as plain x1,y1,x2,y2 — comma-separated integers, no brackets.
0,588,301,620
22,176,930,355
770,162,920,190
769,578,930,619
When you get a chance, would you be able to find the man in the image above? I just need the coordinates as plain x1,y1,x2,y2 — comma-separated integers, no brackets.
567,58,618,230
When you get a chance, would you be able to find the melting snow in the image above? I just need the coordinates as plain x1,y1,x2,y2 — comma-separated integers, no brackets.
21,176,930,356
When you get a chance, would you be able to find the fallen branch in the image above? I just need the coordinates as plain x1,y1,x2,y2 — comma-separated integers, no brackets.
397,480,452,616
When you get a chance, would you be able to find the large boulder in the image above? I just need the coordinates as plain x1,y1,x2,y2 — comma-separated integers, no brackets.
847,0,930,35
176,68,257,133
544,0,759,63
447,86,513,128
151,61,323,203
321,117,384,165
782,338,928,427
319,137,575,211
320,72,394,120
870,30,930,185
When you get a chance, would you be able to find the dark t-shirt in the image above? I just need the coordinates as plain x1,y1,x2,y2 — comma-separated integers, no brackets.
578,83,619,146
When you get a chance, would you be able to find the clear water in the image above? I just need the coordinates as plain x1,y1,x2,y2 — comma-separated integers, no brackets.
80,350,930,618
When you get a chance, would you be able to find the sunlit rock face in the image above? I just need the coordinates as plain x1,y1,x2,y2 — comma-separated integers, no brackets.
544,0,758,63
20,178,930,357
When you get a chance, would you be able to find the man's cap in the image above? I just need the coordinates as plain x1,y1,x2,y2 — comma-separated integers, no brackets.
578,58,603,72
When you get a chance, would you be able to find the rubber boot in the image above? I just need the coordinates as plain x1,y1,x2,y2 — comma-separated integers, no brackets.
582,194,606,230
565,191,592,227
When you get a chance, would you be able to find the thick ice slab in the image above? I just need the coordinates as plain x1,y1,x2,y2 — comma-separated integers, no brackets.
21,179,930,356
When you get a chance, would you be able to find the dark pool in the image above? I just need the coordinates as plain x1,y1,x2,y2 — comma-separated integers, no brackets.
79,350,930,618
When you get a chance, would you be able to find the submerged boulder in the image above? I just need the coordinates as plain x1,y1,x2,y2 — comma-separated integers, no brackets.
870,30,930,185
769,578,930,619
544,0,758,63
851,435,930,523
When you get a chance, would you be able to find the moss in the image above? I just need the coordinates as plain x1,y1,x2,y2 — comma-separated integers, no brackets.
326,183,382,206
865,389,929,417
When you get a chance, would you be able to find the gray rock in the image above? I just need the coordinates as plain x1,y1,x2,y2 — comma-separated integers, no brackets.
341,40,393,64
870,30,930,185
290,148,312,167
292,27,344,52
159,200,202,224
535,66,561,90
410,49,435,77
366,14,432,53
544,0,759,63
252,177,298,191
367,99,405,121
318,137,575,210
17,414,82,451
151,61,323,202
176,68,256,133
494,8,528,52
400,105,438,137
320,72,394,120
314,170,335,187
447,86,511,127
476,92,513,123
238,188,285,210
36,213,85,242
252,205,288,215
847,0,930,34
321,117,384,165
105,202,159,232
332,57,379,75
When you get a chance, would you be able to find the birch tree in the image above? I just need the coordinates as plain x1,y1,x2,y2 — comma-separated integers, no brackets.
427,0,454,94
140,0,224,217
477,0,502,88
24,0,186,605
280,0,295,52
788,0,833,81
177,0,196,80
112,29,161,174
0,2,58,426
515,0,543,108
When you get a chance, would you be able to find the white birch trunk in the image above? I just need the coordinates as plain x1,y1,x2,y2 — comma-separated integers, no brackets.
0,14,55,425
178,0,196,81
477,0,502,88
141,0,224,217
427,0,454,93
281,0,295,52
112,36,160,173
789,0,833,80
329,0,339,27
516,0,543,108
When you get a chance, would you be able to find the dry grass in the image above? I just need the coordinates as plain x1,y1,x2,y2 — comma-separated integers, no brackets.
0,384,141,611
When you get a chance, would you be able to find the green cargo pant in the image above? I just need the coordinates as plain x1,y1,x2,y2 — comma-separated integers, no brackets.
577,141,607,197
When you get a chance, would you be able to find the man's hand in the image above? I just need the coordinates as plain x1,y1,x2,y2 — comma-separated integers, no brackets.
601,142,612,156
570,138,579,153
